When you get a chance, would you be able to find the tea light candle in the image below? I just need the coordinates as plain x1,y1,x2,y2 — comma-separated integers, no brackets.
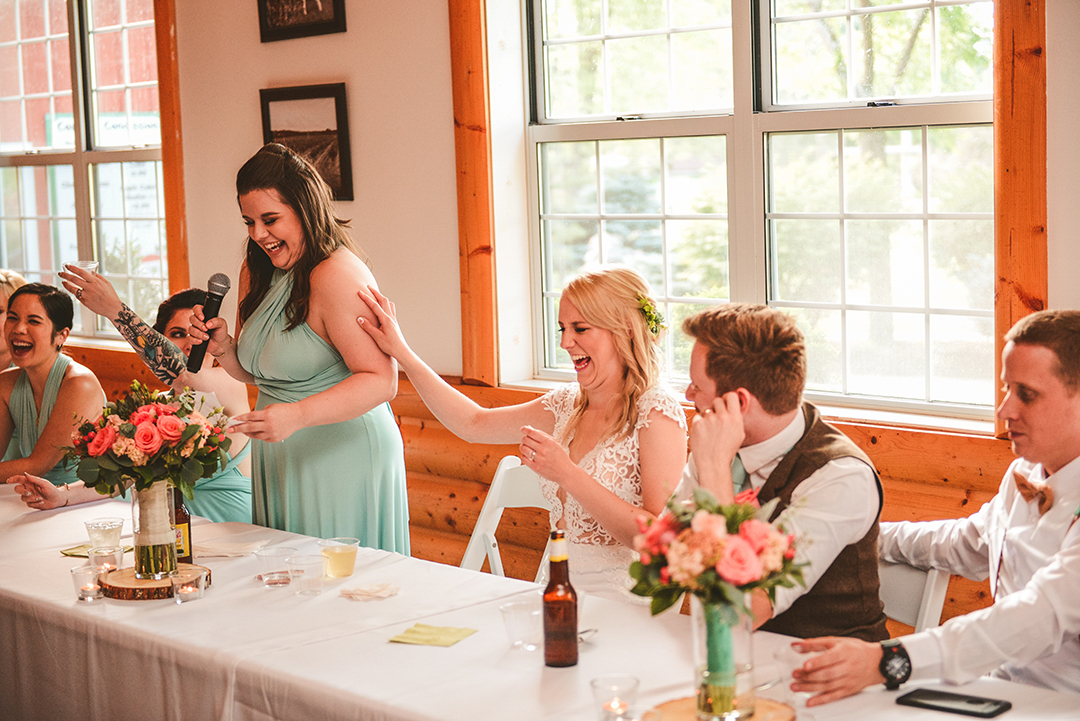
71,566,102,602
601,698,629,718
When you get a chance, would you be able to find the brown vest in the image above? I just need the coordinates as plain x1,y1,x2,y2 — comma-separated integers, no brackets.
757,403,889,642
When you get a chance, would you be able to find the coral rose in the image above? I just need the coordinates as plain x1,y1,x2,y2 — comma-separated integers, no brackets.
133,421,163,456
156,413,186,443
733,486,761,508
86,424,117,457
691,509,729,540
154,402,177,416
715,535,764,586
737,519,772,554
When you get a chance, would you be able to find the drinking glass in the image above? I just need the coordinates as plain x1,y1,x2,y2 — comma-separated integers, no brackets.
318,537,360,578
85,518,124,548
255,546,296,588
286,555,324,596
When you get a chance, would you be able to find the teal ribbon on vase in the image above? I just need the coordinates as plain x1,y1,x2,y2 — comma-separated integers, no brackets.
698,602,738,716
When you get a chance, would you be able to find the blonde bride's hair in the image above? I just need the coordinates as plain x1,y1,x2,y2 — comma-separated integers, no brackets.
559,266,663,445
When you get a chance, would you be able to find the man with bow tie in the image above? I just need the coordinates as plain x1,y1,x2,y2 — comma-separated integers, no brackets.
792,309,1080,702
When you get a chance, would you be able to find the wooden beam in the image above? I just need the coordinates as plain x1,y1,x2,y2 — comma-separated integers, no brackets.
994,0,1047,435
154,0,190,292
448,0,498,387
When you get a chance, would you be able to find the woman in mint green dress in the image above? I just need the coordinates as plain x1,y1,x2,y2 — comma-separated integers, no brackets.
1,284,105,503
189,144,409,554
15,276,254,523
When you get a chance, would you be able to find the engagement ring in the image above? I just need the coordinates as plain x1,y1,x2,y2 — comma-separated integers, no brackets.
75,288,83,300
529,450,536,460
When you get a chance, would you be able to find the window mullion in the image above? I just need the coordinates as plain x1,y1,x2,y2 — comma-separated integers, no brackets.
730,0,764,304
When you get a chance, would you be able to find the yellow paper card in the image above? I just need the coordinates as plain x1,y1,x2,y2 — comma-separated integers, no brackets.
389,623,477,647
62,543,135,558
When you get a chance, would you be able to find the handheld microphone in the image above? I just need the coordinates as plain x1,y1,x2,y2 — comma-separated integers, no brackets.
187,273,231,373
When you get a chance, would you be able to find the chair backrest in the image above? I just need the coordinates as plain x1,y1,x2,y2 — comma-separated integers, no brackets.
460,455,552,583
878,559,950,633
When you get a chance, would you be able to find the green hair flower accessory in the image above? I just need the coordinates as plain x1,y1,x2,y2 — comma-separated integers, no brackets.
637,295,666,338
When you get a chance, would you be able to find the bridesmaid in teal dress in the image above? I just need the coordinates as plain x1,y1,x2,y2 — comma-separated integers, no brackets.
189,144,409,553
0,284,105,505
0,269,28,462
15,275,254,523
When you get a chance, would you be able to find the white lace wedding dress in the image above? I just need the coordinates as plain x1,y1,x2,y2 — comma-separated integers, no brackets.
536,383,687,603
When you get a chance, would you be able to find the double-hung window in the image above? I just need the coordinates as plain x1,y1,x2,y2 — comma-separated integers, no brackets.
0,0,167,335
527,0,994,418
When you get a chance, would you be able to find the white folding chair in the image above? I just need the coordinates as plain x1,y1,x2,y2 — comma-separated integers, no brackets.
878,559,950,633
460,455,552,583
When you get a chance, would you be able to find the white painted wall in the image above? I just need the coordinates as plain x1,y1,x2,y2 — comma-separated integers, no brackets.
174,0,463,373
1047,1,1080,310
173,1,1080,382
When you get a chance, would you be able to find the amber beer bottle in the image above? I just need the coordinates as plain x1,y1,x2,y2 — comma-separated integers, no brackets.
543,529,578,667
173,488,193,565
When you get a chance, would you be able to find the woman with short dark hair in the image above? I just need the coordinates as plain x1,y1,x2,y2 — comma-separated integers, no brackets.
1,283,105,504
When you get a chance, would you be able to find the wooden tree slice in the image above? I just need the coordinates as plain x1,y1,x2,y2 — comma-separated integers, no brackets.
100,563,212,601
653,696,794,721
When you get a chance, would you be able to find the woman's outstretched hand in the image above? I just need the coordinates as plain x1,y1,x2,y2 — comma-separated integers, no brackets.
356,285,411,361
58,265,123,319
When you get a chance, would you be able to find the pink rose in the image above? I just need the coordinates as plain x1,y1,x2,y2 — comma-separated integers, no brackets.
733,486,761,508
155,402,177,416
691,509,729,540
715,535,764,586
133,421,163,456
156,414,186,443
130,410,155,427
738,519,772,554
87,425,117,457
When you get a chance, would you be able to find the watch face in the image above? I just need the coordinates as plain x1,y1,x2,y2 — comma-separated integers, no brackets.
885,654,911,678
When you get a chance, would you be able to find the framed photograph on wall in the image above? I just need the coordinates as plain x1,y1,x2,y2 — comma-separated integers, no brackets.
260,83,353,201
257,0,346,43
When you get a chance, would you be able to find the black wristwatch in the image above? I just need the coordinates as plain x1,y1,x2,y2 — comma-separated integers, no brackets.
879,639,912,690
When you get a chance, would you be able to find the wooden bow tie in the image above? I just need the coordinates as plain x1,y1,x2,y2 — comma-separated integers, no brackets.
1014,471,1054,516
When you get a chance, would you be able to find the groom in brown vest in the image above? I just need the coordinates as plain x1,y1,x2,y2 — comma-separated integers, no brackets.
671,303,888,641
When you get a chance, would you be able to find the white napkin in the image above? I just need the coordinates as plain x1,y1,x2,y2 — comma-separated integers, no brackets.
340,583,399,601
194,540,269,557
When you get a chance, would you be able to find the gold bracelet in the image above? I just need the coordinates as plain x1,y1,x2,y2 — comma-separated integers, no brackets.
62,483,70,507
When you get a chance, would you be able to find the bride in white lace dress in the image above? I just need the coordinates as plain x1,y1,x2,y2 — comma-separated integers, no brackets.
358,267,687,602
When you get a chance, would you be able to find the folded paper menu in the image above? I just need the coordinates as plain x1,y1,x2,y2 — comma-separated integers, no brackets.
61,544,134,558
193,540,268,557
389,624,477,647
340,583,399,601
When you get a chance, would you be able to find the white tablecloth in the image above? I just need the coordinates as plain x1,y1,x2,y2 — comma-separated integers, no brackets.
1,485,1077,720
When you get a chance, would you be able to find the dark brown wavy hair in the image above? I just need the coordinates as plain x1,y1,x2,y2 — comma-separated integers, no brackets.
236,144,365,331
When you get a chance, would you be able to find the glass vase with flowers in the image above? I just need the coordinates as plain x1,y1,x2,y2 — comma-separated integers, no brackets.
631,488,805,720
64,381,231,578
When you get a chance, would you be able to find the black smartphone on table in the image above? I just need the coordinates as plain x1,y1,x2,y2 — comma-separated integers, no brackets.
896,688,1012,718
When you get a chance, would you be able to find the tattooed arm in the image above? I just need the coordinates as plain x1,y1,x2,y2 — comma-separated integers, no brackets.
59,266,188,386
112,303,188,385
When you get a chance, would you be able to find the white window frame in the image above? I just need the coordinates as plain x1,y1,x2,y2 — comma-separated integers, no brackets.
519,0,994,421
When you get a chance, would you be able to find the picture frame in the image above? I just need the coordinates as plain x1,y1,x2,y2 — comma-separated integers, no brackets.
257,0,347,43
260,83,354,201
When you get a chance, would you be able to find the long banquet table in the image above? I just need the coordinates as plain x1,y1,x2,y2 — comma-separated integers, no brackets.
2,484,1078,721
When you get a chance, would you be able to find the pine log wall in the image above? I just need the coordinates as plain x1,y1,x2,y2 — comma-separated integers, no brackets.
70,343,1011,631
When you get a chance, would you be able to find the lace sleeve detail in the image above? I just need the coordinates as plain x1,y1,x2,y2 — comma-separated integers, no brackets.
541,383,580,421
634,385,688,432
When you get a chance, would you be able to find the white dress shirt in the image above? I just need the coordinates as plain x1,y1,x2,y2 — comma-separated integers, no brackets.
882,454,1080,692
672,411,880,615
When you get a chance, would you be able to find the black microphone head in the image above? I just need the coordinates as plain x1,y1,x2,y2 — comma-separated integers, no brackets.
207,273,231,298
